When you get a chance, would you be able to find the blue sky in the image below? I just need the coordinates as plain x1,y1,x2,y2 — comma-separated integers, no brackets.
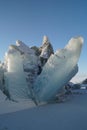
0,0,87,74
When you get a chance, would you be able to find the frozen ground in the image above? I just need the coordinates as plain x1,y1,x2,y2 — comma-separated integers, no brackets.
0,90,87,130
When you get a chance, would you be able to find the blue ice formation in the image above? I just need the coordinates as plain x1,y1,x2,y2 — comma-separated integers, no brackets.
33,37,84,102
0,36,84,103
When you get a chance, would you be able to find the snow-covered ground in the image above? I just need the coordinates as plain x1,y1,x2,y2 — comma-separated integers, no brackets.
0,99,35,115
0,89,35,115
0,91,87,130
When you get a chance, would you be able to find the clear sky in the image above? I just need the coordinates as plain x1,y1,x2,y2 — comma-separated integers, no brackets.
0,0,87,75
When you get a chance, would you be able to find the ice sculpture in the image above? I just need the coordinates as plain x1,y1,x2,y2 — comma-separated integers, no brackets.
33,37,84,103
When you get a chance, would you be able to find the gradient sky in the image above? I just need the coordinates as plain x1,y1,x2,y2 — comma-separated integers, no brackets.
0,0,87,75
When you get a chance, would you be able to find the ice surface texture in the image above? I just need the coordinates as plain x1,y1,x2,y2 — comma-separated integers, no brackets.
1,36,83,103
4,51,30,100
33,37,84,102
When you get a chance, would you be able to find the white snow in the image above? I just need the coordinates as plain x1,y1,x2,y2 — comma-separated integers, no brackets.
40,36,53,59
16,40,35,54
40,46,49,59
0,99,35,115
71,73,87,83
0,93,87,130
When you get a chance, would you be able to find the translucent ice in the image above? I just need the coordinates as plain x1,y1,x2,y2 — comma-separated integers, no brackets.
33,37,84,102
4,49,30,100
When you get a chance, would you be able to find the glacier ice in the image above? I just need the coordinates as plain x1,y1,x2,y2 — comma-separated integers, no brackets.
3,41,40,101
16,40,35,54
33,37,83,102
0,36,84,103
4,48,30,100
0,90,6,102
0,64,4,91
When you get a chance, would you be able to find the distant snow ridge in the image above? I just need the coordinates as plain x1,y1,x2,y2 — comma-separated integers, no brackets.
71,73,87,83
0,36,84,104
